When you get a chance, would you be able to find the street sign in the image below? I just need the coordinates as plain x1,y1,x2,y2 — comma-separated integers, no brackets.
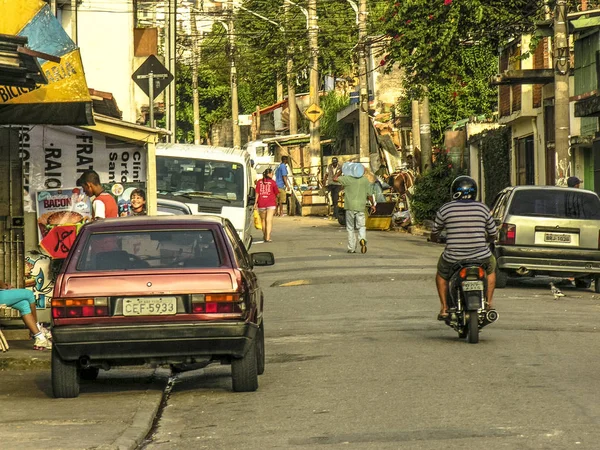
132,55,173,99
304,103,323,123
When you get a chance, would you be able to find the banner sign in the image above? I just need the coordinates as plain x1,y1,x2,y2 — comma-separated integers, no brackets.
19,125,147,211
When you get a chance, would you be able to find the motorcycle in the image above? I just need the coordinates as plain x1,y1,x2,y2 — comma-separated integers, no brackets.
443,260,499,343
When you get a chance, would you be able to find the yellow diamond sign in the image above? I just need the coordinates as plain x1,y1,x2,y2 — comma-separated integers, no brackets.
303,103,323,123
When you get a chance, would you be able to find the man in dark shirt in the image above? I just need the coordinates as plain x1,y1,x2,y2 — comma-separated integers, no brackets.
430,176,498,320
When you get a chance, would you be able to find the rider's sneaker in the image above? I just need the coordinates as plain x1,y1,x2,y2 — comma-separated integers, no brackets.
33,335,52,350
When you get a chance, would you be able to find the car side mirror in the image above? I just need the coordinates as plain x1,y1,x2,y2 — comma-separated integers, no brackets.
251,252,275,266
248,186,256,203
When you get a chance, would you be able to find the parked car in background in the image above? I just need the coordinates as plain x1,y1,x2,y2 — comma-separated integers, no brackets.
491,186,600,291
51,215,274,398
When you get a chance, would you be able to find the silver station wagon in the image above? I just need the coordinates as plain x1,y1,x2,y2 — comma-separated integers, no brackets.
491,186,600,291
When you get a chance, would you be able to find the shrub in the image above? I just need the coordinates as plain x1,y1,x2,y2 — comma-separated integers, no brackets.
480,127,511,206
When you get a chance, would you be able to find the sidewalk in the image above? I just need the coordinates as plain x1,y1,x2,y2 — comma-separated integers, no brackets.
0,338,51,370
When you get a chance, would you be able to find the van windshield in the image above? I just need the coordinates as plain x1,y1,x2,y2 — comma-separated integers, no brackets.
157,156,245,206
509,189,600,219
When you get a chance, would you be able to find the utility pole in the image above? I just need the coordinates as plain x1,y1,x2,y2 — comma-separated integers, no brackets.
419,95,432,172
191,2,201,144
358,0,369,164
285,2,298,135
307,0,320,176
411,100,420,167
554,0,570,184
166,0,176,142
228,0,241,148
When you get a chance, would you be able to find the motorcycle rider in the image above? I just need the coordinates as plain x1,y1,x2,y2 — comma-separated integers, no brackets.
430,176,498,321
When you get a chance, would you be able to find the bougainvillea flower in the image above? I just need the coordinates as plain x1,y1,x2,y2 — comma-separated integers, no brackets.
444,0,453,5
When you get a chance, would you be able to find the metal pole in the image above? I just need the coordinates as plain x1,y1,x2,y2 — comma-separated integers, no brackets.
554,0,570,184
228,0,241,148
308,0,320,176
419,95,432,172
358,0,369,164
149,72,155,128
191,3,201,144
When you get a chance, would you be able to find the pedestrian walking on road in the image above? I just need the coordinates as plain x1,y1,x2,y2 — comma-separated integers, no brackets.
275,156,289,216
323,157,342,220
0,280,52,350
255,168,279,242
334,164,376,254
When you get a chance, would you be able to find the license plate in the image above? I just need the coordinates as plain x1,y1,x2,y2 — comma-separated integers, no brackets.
462,281,484,292
544,233,571,243
123,297,177,316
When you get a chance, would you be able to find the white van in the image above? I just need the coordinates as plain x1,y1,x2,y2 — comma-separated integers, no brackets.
155,144,255,248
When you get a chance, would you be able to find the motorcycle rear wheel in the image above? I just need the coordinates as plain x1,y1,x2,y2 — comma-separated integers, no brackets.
466,311,479,344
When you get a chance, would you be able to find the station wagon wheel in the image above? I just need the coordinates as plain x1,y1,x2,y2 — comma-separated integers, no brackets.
575,278,592,290
231,339,258,392
79,367,100,381
256,322,265,376
52,348,80,398
595,276,600,294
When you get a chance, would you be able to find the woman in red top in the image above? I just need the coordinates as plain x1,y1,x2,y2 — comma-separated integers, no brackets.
255,168,279,242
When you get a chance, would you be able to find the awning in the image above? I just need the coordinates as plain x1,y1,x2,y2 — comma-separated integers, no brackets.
0,0,93,125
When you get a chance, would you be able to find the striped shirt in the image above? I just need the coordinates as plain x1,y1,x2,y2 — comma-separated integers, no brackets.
432,200,497,263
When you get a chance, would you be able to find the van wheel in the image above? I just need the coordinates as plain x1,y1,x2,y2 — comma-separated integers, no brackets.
495,269,508,289
595,276,600,294
231,340,258,392
52,348,80,398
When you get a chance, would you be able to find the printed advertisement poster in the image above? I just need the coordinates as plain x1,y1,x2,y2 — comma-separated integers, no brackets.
36,187,92,257
19,125,146,212
102,182,148,217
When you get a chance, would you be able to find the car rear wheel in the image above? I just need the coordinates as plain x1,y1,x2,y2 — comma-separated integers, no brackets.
595,276,600,294
495,268,508,289
79,367,100,381
575,278,592,290
52,348,80,398
231,340,258,392
256,322,265,376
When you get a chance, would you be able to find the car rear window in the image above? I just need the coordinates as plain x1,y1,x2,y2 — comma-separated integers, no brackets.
508,190,600,219
76,229,222,271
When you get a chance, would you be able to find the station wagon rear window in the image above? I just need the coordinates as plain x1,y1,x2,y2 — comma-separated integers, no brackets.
509,190,600,219
76,229,221,271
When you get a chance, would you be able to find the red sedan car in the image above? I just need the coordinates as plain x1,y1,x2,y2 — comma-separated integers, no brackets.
51,215,274,398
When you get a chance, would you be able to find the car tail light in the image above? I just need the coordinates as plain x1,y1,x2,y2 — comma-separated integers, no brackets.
191,293,244,314
498,223,516,245
52,297,109,319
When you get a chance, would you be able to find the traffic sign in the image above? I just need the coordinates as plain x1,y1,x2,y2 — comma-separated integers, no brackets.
132,55,173,99
304,103,323,122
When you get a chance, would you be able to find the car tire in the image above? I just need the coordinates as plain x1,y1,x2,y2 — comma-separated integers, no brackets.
575,278,593,290
256,322,265,376
52,347,80,398
495,269,508,289
231,340,258,392
79,367,100,381
595,275,600,294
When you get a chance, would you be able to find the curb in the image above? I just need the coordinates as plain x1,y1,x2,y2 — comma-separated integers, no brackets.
0,355,50,370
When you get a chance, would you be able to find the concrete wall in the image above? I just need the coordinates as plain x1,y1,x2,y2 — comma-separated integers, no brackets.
61,0,137,122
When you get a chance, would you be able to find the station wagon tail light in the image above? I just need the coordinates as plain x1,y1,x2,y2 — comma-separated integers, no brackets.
498,223,516,245
191,293,244,314
52,297,109,318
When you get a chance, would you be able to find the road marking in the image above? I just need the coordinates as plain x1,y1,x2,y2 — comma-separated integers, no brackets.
278,279,311,287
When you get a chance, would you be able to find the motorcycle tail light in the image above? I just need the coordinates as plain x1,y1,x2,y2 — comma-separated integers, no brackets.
459,267,485,280
498,223,516,245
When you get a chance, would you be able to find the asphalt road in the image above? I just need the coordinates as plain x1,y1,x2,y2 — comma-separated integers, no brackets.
142,216,600,449
2,216,600,450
